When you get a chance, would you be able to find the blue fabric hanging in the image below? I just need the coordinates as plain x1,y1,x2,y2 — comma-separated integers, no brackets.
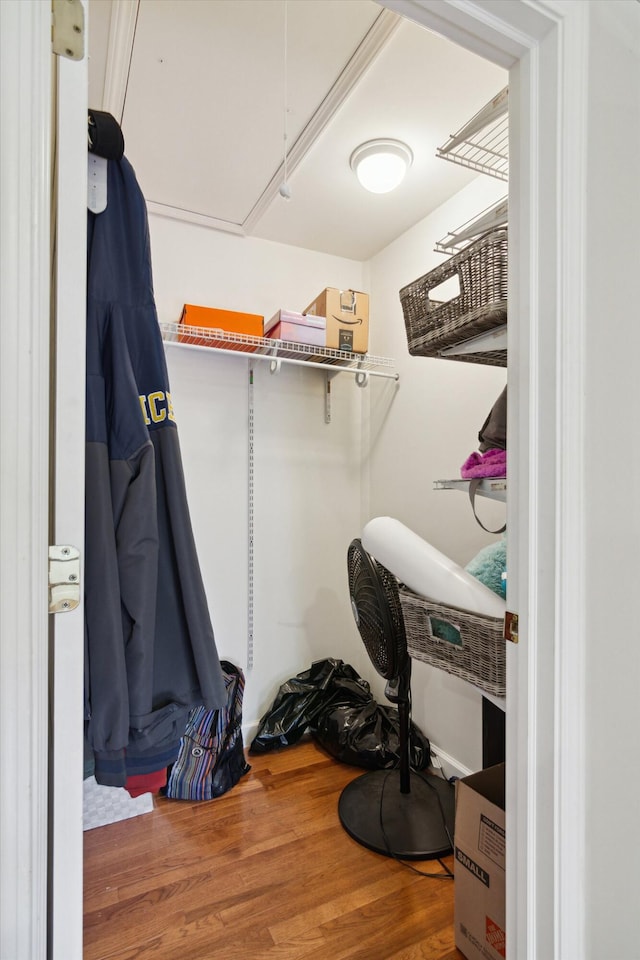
85,152,226,787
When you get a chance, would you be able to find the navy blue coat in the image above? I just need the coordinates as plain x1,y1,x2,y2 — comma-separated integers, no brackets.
85,155,226,787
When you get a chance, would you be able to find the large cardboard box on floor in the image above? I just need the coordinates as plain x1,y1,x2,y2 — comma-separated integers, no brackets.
303,288,369,353
454,763,506,960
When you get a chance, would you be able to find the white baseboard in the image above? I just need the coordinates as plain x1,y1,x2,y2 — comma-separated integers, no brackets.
243,721,473,784
428,742,474,782
243,721,260,750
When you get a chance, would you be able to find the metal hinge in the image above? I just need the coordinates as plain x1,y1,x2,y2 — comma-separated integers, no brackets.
504,610,519,644
52,0,85,61
49,545,80,613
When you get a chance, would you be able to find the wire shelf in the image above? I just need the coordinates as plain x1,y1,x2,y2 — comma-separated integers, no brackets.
158,321,399,381
437,86,508,182
434,478,506,502
435,197,508,256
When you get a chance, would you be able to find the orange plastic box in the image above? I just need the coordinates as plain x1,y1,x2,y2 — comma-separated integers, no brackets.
179,304,264,350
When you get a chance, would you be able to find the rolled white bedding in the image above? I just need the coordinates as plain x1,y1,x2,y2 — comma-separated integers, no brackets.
361,516,506,619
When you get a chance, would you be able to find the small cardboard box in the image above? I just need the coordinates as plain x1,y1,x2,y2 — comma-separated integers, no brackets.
303,288,369,353
454,763,506,960
264,309,326,348
179,304,264,349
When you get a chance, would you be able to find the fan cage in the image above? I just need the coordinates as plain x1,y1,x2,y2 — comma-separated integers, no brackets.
347,540,408,682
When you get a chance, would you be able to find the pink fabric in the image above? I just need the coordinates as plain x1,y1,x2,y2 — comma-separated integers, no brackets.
461,447,506,479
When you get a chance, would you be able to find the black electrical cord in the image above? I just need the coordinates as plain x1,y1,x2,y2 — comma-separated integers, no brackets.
377,766,454,880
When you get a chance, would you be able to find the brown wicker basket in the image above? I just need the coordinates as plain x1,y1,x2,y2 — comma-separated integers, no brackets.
399,227,508,367
398,585,506,697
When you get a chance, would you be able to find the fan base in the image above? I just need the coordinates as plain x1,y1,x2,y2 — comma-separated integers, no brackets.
339,768,454,861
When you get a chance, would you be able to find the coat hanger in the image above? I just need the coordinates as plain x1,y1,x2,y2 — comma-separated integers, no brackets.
87,110,124,214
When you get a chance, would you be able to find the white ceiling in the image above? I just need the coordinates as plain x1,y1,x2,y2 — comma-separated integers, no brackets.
88,0,506,261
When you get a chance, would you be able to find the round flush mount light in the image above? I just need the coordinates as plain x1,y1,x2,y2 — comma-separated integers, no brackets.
349,139,413,194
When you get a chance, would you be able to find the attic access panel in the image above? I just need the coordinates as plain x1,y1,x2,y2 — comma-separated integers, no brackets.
120,0,381,226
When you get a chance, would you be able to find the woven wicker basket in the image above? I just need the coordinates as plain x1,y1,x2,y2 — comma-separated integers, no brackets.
399,227,508,367
398,585,506,697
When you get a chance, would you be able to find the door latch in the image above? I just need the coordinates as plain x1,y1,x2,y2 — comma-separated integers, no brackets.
504,610,519,644
48,545,80,613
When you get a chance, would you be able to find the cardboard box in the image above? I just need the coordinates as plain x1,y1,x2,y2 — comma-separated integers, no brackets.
264,310,326,348
454,763,506,960
179,304,264,349
303,288,369,353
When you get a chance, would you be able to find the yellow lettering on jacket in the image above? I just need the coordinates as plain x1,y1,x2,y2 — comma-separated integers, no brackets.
139,395,151,425
148,391,166,423
138,391,177,425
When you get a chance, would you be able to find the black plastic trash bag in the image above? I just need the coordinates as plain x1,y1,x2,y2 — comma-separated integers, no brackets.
249,658,368,753
249,658,431,771
310,698,431,770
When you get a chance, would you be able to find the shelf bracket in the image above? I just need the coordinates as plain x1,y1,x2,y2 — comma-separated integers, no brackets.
355,370,369,388
325,373,332,424
269,357,282,375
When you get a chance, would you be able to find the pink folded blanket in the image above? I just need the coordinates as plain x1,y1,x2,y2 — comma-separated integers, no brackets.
461,447,506,479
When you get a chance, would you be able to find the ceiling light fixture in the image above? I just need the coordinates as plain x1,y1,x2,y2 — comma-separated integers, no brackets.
350,139,413,194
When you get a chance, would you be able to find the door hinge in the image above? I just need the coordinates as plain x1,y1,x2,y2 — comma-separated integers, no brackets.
504,610,519,644
52,0,85,61
49,545,80,613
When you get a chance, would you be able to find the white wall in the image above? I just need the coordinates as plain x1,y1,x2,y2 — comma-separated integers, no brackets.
149,219,379,734
364,174,507,773
148,175,507,771
582,4,640,956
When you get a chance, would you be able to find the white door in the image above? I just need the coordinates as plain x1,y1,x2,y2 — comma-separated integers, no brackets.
0,3,52,957
48,33,88,960
0,2,85,957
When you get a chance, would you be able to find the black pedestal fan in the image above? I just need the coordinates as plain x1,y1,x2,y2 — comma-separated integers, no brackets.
339,539,455,860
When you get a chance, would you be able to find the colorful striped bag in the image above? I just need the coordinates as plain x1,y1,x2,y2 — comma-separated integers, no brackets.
164,661,250,801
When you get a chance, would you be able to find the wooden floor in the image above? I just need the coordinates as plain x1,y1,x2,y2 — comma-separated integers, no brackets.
84,738,464,960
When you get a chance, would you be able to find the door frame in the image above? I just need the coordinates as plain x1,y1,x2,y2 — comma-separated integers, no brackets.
0,1,589,957
383,2,587,957
0,2,52,958
49,33,88,960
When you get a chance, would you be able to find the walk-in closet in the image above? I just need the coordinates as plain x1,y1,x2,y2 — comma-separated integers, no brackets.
81,3,509,955
5,2,637,959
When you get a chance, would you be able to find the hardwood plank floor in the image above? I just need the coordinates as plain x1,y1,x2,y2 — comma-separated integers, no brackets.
84,738,465,960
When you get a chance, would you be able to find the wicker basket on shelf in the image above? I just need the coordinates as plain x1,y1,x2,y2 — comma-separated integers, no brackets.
399,227,508,367
398,584,506,697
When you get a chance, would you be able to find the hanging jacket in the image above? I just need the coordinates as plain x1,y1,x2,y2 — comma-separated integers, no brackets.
85,154,227,787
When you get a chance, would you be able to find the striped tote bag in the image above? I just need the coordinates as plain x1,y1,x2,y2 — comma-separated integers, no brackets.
165,661,250,801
